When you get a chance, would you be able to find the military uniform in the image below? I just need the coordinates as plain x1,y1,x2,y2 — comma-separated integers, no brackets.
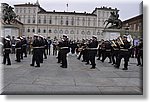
115,36,131,70
59,35,70,68
21,37,27,57
15,39,22,62
87,36,98,69
3,38,11,65
101,41,112,63
30,34,41,67
137,39,143,66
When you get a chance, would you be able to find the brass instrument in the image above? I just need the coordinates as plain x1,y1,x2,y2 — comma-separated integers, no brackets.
110,40,117,47
117,36,124,46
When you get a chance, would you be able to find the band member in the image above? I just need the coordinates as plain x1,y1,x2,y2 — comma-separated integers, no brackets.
30,34,41,67
97,39,104,60
87,36,98,69
137,38,143,66
22,36,27,57
115,35,131,70
59,34,70,68
3,38,11,65
111,39,119,65
11,36,16,54
101,40,112,63
47,37,52,55
15,38,22,62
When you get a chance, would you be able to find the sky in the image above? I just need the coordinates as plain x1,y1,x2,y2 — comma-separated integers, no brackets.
0,0,143,21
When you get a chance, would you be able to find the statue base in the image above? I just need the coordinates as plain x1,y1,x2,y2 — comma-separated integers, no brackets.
101,29,121,40
1,24,20,38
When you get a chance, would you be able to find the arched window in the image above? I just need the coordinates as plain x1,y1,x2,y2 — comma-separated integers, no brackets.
38,29,41,33
32,29,35,33
43,29,46,33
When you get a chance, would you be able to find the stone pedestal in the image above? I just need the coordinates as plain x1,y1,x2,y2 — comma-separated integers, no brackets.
101,29,121,40
1,24,20,37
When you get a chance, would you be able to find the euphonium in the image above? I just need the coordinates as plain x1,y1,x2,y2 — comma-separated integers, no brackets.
118,36,124,45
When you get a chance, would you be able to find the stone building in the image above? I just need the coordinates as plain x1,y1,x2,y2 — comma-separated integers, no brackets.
14,1,119,40
122,14,143,38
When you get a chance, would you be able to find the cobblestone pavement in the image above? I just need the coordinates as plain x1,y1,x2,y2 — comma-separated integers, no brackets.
0,54,143,95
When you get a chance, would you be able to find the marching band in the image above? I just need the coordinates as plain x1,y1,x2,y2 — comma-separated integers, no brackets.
1,34,143,70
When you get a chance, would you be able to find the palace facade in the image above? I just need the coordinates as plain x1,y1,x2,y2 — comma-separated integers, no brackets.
14,1,119,40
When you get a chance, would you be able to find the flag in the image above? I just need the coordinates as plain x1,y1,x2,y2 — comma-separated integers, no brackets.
66,3,68,7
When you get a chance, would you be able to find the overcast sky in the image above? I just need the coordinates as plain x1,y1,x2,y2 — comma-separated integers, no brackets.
1,0,143,21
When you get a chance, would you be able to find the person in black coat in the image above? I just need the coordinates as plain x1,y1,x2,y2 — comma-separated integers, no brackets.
115,36,131,70
87,36,98,69
15,38,22,62
30,34,41,67
59,34,70,68
3,38,11,65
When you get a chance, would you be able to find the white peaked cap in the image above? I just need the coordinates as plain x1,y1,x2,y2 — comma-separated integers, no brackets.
5,38,10,41
34,34,39,37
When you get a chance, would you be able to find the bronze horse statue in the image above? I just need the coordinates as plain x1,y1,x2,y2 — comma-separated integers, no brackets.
103,12,122,29
2,4,17,24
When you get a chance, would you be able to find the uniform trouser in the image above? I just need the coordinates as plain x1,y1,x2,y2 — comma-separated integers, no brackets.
22,46,27,57
78,50,83,60
32,49,40,66
83,50,88,62
57,50,62,63
112,50,118,64
71,48,75,54
97,49,102,59
3,52,11,64
39,49,43,63
43,48,47,59
16,49,21,62
89,50,96,67
102,51,112,62
47,46,51,55
60,50,67,67
137,50,143,65
116,51,129,68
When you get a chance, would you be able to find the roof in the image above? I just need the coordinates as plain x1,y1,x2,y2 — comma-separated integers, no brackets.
92,7,119,14
38,11,97,16
123,14,143,23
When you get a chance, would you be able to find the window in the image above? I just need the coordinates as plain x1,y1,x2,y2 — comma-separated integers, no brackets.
28,8,30,13
87,31,91,35
44,16,46,24
61,16,63,25
66,17,69,26
55,16,57,24
38,29,41,33
27,28,30,32
24,8,26,13
38,16,41,23
82,17,85,26
49,30,52,33
43,29,46,33
20,8,22,13
33,16,35,23
81,31,85,35
88,18,90,26
93,18,96,26
59,30,63,34
77,17,79,26
71,17,74,25
32,29,35,33
28,16,30,23
70,30,74,34
65,30,69,34
33,8,36,13
49,16,52,24
15,8,18,13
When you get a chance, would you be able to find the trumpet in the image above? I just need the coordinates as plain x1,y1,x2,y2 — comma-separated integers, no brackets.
117,36,124,45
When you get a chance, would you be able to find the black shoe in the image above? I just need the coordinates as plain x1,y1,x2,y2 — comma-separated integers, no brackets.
137,64,141,66
101,60,104,63
24,56,27,57
60,65,67,68
114,65,119,69
77,58,80,60
30,64,34,66
35,65,40,67
82,60,86,62
85,63,89,65
97,58,100,60
90,67,96,69
122,68,128,70
108,61,112,63
7,64,11,65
